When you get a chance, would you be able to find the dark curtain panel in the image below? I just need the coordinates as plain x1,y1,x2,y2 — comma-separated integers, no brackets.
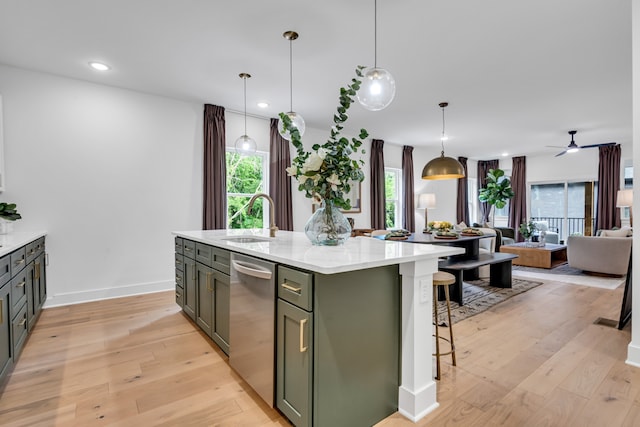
370,139,386,229
477,159,499,223
269,119,294,231
596,144,622,231
203,104,226,230
402,146,415,232
509,156,527,241
456,156,469,224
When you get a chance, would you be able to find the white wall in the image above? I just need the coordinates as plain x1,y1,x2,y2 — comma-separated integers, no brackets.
0,65,202,306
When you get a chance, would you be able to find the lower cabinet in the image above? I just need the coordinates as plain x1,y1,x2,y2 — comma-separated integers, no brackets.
175,238,230,355
0,235,47,388
276,264,400,427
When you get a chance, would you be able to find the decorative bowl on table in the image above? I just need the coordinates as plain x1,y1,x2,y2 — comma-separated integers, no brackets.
384,229,411,240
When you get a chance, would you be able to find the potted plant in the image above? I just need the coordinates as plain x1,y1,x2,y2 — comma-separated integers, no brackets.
0,202,21,234
519,219,537,245
478,168,514,224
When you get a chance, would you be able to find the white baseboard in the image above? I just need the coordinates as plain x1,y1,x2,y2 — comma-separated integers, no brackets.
627,342,640,367
43,280,174,308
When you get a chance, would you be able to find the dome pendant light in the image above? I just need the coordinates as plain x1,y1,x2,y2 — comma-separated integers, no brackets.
234,73,257,155
277,31,306,140
422,102,465,180
357,0,396,111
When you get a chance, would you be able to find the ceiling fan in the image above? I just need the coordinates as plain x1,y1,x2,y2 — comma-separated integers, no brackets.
548,130,616,157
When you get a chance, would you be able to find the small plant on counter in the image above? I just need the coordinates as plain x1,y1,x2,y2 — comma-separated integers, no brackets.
519,219,537,239
0,202,21,221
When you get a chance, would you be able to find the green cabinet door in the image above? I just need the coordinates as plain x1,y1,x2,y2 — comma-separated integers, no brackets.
212,271,230,354
183,257,197,321
196,262,214,337
277,299,312,427
0,283,11,381
35,253,46,311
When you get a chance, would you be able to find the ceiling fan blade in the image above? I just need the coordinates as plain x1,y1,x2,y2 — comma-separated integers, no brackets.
555,150,568,157
579,142,617,149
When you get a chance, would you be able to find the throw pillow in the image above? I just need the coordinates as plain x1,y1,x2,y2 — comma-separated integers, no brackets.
599,228,631,237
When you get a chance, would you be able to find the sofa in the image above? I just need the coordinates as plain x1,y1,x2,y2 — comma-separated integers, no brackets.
567,235,632,276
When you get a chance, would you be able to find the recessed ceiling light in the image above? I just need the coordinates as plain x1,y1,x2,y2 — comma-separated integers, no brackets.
89,62,110,71
257,102,269,109
501,152,509,157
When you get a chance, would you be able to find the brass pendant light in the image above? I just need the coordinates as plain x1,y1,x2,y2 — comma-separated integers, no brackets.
422,102,465,180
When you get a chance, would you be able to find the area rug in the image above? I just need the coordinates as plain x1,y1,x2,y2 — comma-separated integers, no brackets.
512,263,624,290
436,278,543,326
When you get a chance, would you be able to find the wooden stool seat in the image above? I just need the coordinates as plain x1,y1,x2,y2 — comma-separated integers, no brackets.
432,271,456,287
432,270,457,380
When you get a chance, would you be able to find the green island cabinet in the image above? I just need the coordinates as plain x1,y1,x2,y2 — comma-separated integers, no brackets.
175,238,230,354
276,264,400,427
0,236,47,388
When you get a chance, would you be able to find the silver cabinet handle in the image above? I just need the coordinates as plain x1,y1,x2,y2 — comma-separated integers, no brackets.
15,259,24,265
17,281,25,288
299,318,308,353
19,318,27,327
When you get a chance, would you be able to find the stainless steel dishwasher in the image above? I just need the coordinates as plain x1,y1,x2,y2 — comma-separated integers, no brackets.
229,252,277,406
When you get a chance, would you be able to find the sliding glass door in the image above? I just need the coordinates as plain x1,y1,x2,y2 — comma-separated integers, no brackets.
530,181,597,240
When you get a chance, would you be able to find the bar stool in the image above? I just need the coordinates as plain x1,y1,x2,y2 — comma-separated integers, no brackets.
432,271,457,380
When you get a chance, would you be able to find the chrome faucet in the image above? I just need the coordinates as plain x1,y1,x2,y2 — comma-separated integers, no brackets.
248,193,279,238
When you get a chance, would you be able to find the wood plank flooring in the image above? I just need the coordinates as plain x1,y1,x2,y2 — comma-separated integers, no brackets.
0,278,636,426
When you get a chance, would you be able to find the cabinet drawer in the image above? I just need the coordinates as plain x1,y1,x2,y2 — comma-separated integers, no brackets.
213,248,230,275
175,254,184,271
0,255,10,287
175,286,184,307
278,266,313,311
35,237,45,255
183,240,196,259
12,304,28,361
175,237,183,255
10,248,26,276
10,268,28,318
26,241,38,264
175,269,184,288
195,243,213,267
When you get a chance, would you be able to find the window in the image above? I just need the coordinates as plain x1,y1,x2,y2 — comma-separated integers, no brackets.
467,178,478,225
226,150,269,229
530,180,597,238
384,168,402,229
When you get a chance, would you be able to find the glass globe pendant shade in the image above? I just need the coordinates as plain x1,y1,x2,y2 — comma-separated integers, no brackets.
234,134,257,155
356,66,396,111
277,111,306,141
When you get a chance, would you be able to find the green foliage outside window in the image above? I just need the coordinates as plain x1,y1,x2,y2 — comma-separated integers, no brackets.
226,152,264,229
385,170,398,229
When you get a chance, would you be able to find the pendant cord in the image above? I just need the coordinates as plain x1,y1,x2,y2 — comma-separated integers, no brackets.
441,105,446,153
374,0,378,68
243,76,247,135
289,39,293,112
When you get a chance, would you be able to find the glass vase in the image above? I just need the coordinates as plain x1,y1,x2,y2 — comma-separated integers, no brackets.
304,199,352,246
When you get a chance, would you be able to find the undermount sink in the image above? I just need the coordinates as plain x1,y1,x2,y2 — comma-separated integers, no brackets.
221,236,271,244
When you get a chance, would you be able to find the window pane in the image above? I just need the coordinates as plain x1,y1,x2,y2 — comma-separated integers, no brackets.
228,196,263,229
385,171,397,199
226,152,264,194
385,201,396,229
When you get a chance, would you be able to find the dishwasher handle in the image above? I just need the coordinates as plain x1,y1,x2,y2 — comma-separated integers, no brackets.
232,260,273,280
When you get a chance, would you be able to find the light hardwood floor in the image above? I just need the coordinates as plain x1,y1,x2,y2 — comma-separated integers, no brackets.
0,279,637,426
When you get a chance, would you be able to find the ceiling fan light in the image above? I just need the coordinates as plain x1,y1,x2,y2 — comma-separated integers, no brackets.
277,111,306,141
567,147,579,153
357,66,396,111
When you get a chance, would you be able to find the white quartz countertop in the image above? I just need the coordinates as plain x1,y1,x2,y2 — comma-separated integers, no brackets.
0,231,47,258
173,229,464,274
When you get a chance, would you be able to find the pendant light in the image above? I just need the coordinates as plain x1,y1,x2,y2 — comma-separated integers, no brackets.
422,102,465,180
235,73,257,155
356,0,396,111
277,30,306,140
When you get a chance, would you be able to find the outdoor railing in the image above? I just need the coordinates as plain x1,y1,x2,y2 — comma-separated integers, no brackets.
531,216,596,239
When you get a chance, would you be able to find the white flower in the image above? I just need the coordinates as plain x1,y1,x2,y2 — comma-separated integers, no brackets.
327,173,341,191
301,152,324,173
285,166,297,177
298,175,310,185
317,147,328,160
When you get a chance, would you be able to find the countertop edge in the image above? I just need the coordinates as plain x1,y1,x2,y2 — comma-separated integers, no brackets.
0,231,47,258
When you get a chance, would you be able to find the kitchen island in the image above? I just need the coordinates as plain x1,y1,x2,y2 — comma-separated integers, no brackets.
173,229,463,425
